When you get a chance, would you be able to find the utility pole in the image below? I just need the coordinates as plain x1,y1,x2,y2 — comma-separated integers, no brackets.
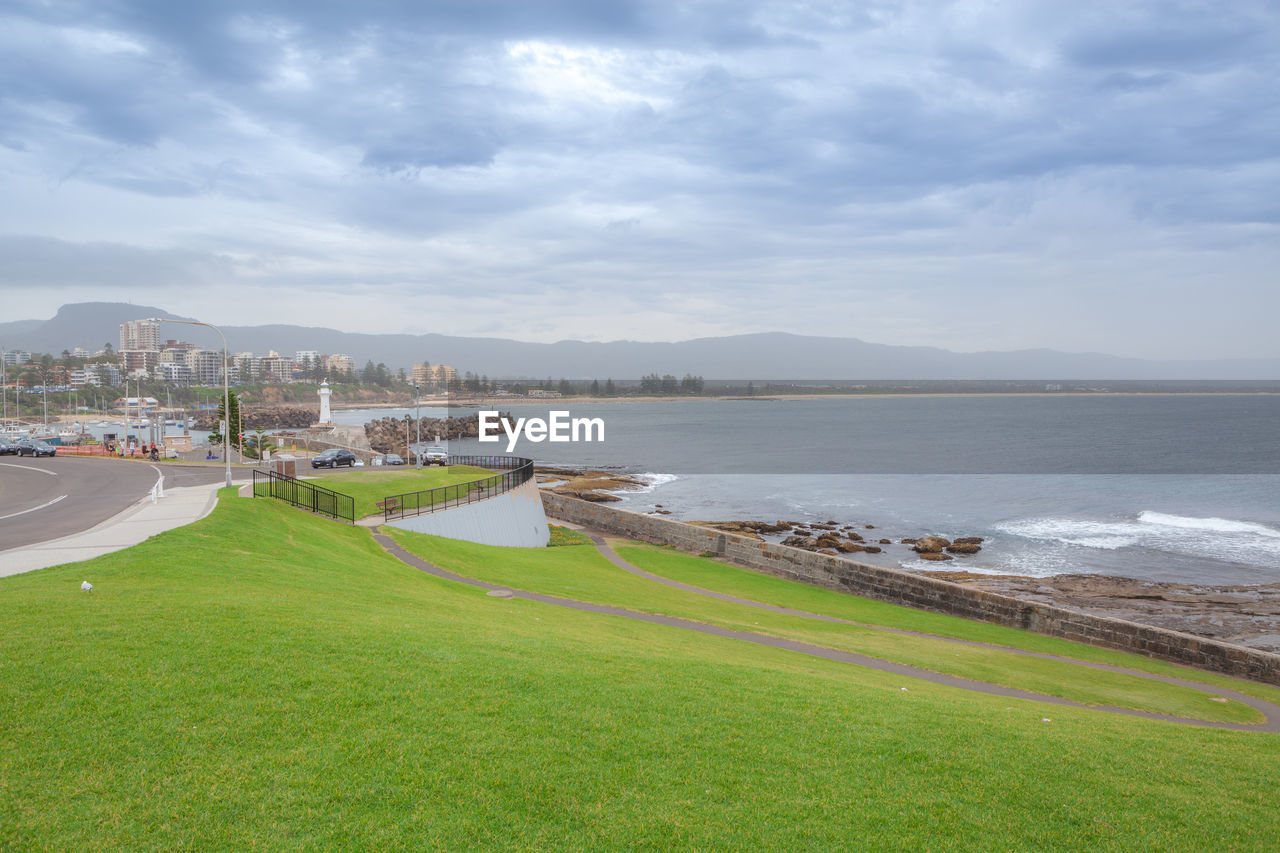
414,383,421,468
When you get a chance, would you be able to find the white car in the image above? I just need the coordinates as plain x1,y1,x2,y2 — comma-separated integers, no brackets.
423,446,448,466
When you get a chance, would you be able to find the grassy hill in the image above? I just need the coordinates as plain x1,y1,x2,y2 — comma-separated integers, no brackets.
2,493,1278,850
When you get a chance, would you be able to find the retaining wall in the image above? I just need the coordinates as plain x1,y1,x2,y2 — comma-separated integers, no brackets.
541,492,1280,686
389,478,550,548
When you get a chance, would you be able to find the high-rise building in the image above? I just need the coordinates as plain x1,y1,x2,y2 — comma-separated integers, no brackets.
120,319,161,352
189,349,223,385
119,349,160,374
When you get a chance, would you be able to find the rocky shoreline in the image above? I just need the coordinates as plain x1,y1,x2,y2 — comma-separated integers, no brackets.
926,571,1280,654
574,477,1280,655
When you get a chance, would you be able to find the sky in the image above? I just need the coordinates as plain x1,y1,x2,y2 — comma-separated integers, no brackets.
1,0,1277,360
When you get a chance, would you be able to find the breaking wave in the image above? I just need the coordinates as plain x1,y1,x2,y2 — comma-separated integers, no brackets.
995,511,1280,568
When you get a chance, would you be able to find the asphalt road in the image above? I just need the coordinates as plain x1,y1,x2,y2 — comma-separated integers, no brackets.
0,457,228,552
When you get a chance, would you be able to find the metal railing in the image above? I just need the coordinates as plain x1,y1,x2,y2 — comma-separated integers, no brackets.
381,455,534,522
253,469,355,523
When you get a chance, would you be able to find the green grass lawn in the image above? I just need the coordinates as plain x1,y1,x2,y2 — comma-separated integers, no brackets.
612,541,1280,707
1,496,1277,850
387,531,1269,724
304,464,494,517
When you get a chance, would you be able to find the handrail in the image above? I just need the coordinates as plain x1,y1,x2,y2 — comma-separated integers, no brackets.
252,469,355,523
381,455,534,522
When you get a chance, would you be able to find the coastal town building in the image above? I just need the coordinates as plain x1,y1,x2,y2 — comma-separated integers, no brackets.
119,349,160,375
119,318,161,352
2,350,31,367
154,362,194,385
412,362,458,389
324,353,355,374
234,353,262,383
188,349,224,385
259,352,291,383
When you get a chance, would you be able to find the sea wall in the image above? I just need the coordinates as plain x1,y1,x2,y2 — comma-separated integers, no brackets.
541,492,1280,686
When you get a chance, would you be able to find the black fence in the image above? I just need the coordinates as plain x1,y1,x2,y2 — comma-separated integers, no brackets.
381,455,534,522
253,469,355,523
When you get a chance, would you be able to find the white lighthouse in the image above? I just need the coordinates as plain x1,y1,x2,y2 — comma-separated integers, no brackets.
317,380,333,425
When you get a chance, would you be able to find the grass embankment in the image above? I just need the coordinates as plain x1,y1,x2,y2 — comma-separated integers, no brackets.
388,532,1268,724
305,464,494,517
613,542,1280,707
1,498,1277,850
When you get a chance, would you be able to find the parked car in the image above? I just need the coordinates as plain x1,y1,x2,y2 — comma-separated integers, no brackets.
0,439,20,456
311,448,356,468
423,446,448,466
15,439,56,457
381,453,406,466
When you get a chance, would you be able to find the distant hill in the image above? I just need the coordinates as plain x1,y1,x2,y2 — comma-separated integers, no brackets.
3,302,1278,380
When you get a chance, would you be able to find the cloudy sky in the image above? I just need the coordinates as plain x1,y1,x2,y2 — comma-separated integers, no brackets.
1,0,1277,359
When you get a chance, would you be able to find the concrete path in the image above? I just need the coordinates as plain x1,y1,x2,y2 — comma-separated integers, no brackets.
372,530,1280,732
0,480,228,576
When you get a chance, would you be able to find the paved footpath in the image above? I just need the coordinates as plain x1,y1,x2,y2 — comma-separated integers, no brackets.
0,481,229,577
372,529,1280,733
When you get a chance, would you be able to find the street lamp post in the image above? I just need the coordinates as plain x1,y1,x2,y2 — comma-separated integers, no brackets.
149,318,232,489
413,383,421,468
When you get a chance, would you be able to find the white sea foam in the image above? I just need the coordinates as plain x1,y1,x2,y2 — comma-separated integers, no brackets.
630,472,680,494
995,511,1280,569
1137,511,1280,538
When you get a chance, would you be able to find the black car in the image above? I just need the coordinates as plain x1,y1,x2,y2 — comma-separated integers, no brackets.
381,453,405,466
311,448,356,468
0,439,20,456
15,439,57,457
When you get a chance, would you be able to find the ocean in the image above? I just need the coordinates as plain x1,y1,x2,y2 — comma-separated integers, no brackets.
335,396,1280,586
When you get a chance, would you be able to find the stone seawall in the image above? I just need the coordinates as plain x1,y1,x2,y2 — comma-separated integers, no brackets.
541,492,1280,686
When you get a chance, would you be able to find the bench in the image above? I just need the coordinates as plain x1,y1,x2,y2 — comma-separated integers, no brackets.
376,498,402,513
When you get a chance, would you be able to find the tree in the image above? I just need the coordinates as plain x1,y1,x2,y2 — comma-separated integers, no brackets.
361,360,377,385
208,390,243,450
590,379,600,396
605,378,615,396
681,373,704,394
558,377,572,396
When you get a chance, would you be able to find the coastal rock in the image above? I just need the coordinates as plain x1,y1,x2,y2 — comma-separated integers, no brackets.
863,545,883,554
837,541,864,553
878,538,891,545
846,531,864,542
946,543,982,555
818,549,839,556
918,552,953,561
953,537,985,545
576,491,622,503
913,536,951,554
900,538,918,545
781,535,817,550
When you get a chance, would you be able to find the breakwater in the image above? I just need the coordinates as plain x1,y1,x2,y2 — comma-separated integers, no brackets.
541,492,1280,686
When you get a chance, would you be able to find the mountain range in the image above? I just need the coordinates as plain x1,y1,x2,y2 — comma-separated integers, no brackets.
1,302,1277,381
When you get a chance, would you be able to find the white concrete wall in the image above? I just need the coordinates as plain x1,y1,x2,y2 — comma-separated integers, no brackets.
385,477,550,547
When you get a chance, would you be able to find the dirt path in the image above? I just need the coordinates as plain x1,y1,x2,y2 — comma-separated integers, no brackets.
371,531,1280,733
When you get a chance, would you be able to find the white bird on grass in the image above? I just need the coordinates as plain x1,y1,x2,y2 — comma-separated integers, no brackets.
81,581,93,592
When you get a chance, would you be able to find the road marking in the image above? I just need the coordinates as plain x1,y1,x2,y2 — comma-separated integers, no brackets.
0,462,58,477
0,494,67,521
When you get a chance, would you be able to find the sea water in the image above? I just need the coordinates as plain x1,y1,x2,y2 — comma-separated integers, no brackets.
354,395,1280,585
